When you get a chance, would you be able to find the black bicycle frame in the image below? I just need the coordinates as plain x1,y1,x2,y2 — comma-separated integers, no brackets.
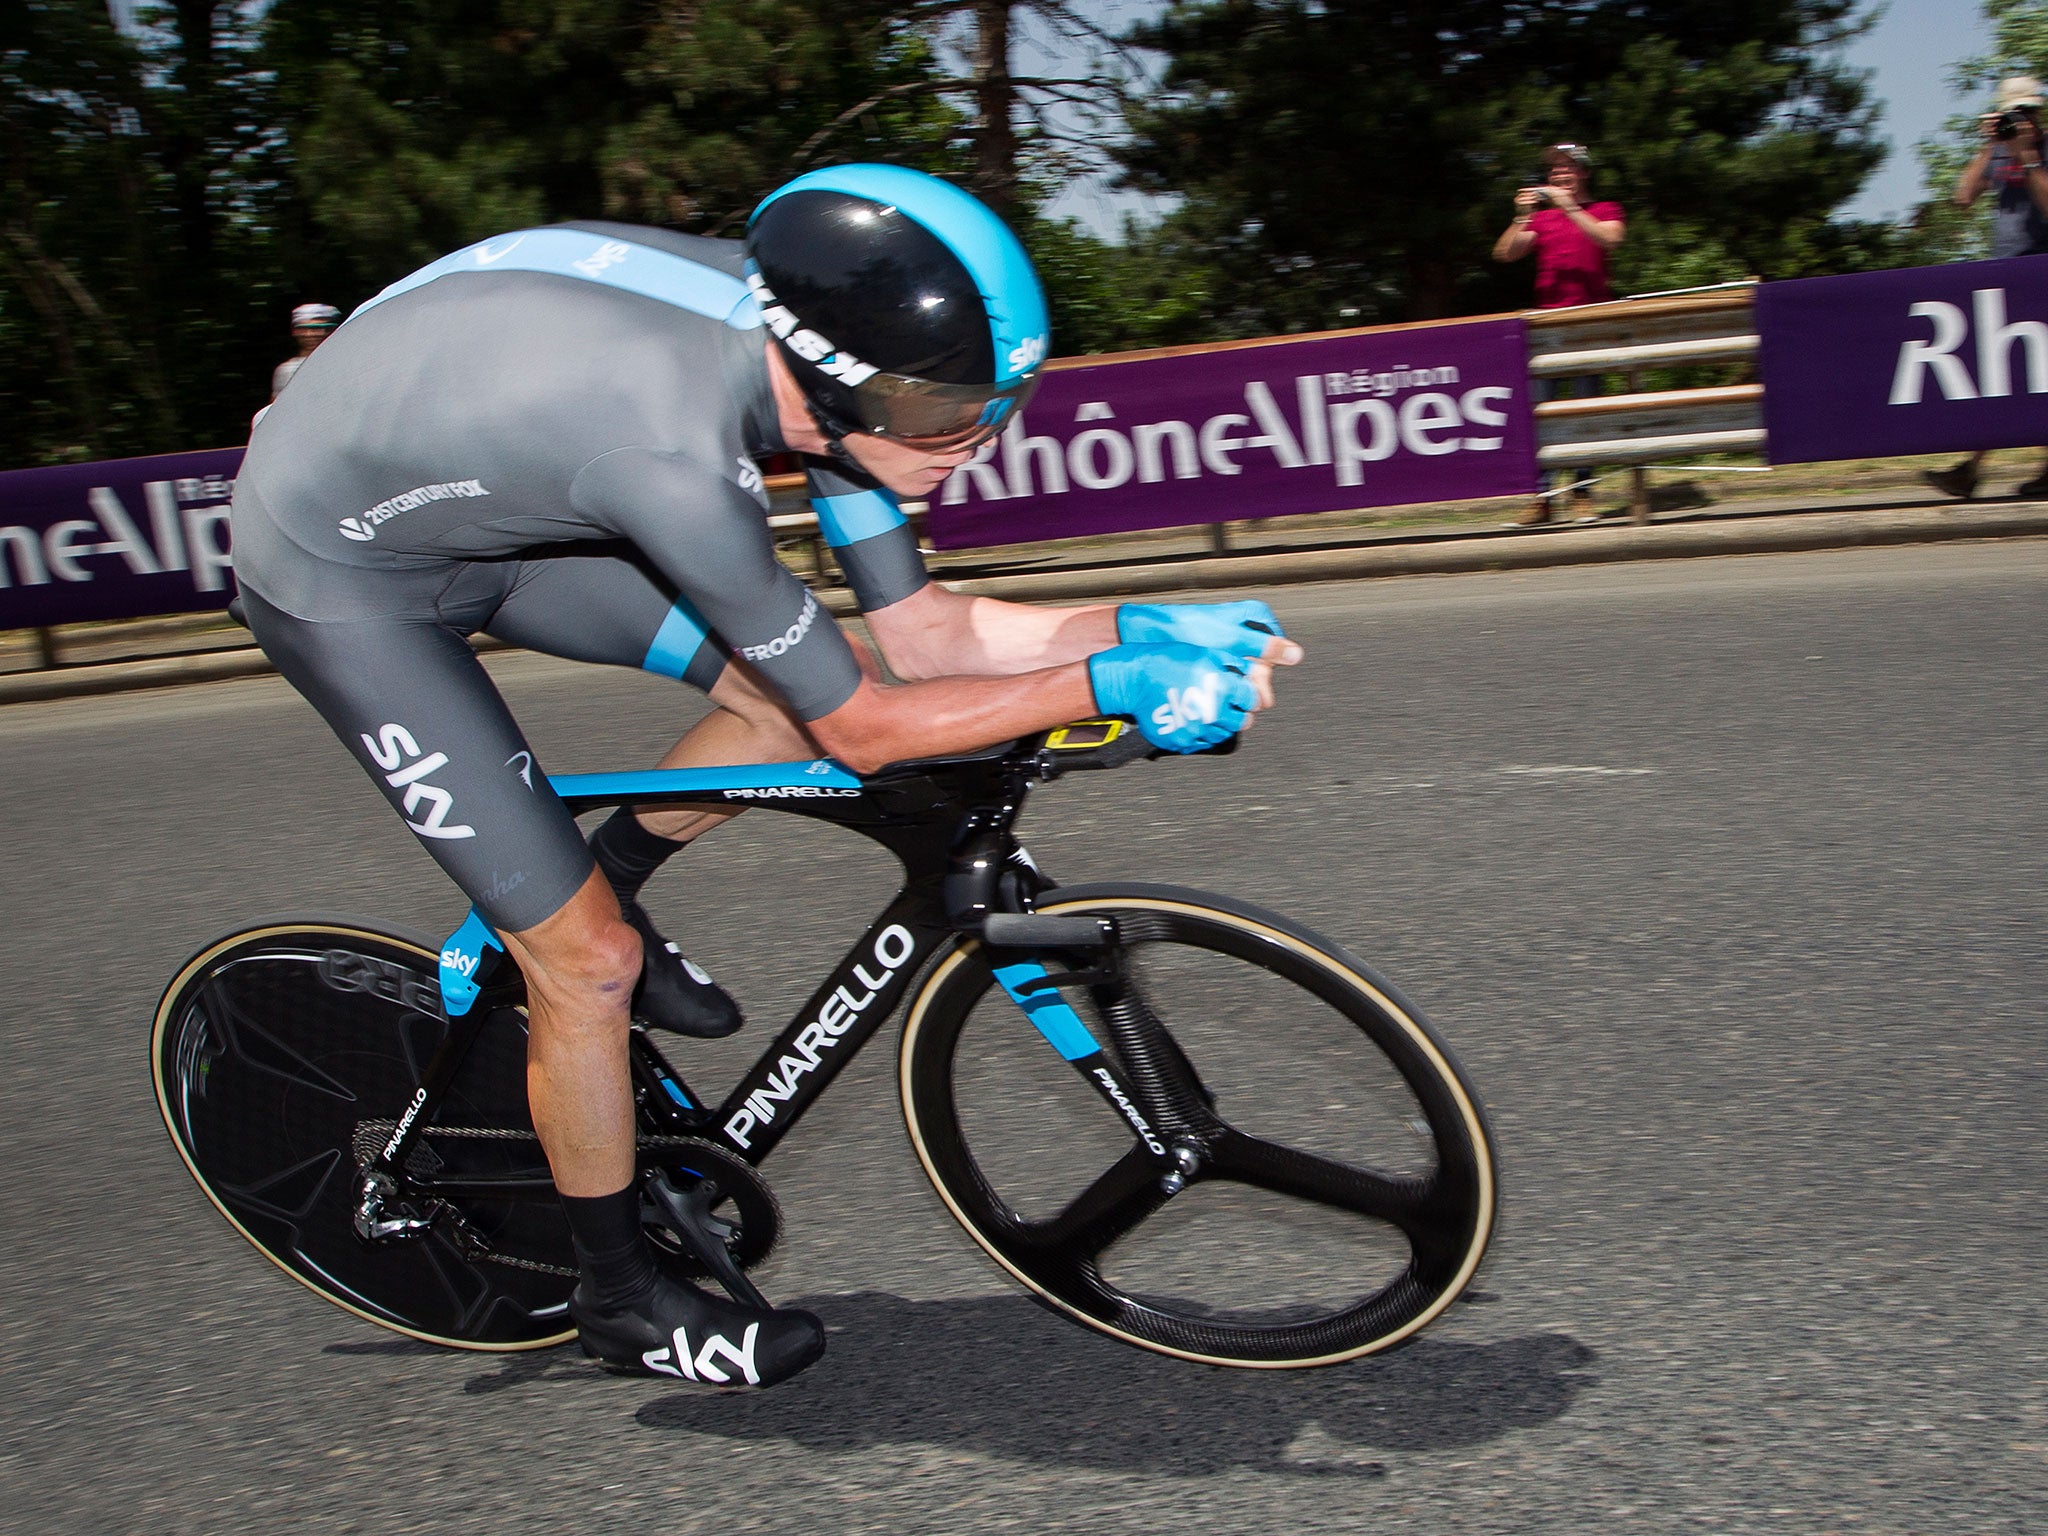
361,727,1171,1211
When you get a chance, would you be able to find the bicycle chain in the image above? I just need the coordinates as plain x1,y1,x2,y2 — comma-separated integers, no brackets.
350,1123,753,1279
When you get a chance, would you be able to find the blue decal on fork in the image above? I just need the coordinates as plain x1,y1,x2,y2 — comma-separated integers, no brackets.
992,960,1102,1060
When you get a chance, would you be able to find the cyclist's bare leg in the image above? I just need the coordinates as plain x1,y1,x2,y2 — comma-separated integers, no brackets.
631,654,845,843
502,868,643,1196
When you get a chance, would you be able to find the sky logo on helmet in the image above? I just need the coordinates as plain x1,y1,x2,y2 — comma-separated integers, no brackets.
1008,335,1047,374
746,271,879,387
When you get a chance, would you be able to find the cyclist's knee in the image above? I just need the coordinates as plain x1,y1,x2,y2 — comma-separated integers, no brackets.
506,888,644,1022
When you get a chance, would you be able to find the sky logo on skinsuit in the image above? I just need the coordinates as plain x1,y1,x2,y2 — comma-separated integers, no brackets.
361,722,476,840
736,457,766,504
573,240,632,278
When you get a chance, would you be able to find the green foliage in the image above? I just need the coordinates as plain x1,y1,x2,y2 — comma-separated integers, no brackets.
263,0,962,291
1114,0,1903,340
0,0,288,463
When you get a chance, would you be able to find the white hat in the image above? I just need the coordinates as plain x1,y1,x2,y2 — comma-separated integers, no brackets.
291,302,341,328
1996,76,2044,111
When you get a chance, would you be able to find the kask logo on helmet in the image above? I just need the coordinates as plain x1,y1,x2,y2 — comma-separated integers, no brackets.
746,271,879,388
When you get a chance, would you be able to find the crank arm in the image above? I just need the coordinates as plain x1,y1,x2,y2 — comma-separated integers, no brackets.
645,1168,772,1312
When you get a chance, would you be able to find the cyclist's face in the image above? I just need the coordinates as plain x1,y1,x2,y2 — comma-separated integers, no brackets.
840,432,979,500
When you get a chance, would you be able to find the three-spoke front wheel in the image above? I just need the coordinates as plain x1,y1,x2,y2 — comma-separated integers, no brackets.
899,885,1497,1368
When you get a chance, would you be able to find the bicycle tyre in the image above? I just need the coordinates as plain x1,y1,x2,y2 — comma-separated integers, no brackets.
898,884,1497,1368
151,918,578,1351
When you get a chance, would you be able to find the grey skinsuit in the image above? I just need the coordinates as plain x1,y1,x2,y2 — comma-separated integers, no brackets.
232,221,929,931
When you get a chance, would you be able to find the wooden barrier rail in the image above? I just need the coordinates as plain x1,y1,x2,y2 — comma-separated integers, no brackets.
1526,284,1762,521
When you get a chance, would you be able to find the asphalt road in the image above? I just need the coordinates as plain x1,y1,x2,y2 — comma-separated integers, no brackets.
2,542,2042,1535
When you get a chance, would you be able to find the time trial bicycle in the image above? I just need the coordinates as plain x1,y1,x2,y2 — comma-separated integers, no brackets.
152,719,1497,1369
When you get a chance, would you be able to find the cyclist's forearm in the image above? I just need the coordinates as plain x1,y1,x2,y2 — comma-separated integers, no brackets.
867,584,1118,679
807,665,1098,773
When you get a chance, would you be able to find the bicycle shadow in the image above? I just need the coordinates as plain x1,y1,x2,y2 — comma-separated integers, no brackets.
629,1292,1596,1475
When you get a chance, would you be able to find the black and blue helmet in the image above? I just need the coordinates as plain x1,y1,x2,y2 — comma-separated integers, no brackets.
745,165,1050,451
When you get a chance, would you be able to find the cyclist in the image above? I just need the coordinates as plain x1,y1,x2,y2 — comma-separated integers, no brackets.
228,163,1302,1387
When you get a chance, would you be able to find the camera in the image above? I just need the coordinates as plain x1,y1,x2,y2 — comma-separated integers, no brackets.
1996,106,2039,139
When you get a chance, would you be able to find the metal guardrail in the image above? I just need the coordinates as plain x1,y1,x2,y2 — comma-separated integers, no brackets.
1526,285,1763,520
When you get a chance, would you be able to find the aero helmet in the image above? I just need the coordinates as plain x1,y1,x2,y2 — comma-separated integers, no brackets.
745,164,1050,451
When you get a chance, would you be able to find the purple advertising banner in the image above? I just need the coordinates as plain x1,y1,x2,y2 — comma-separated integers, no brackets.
927,319,1537,549
0,447,241,629
1756,256,2048,463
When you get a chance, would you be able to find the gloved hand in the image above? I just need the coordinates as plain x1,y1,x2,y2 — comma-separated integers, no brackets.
1087,643,1259,753
1117,600,1286,660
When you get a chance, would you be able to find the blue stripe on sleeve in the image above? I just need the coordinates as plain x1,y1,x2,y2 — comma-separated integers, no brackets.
349,228,762,331
814,490,907,548
641,600,712,679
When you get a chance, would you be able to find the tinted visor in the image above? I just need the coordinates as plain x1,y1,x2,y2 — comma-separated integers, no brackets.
843,369,1042,450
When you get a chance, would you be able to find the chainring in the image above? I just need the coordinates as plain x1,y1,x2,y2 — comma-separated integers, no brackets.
641,1136,782,1277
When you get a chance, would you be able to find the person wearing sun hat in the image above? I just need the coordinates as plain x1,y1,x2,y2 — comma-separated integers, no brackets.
1922,77,2048,502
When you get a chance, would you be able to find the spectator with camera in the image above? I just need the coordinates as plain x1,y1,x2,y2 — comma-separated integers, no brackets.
1922,76,2048,502
1492,143,1626,525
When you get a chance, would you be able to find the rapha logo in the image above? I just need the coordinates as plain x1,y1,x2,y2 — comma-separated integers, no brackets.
1151,674,1227,736
473,236,526,265
338,517,376,542
361,723,476,840
506,751,535,790
641,1323,761,1385
573,240,632,278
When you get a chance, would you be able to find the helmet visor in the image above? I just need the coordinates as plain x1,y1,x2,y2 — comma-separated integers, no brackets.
838,368,1042,451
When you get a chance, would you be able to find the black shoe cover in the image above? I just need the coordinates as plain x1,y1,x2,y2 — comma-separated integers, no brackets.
620,900,744,1038
570,1274,826,1387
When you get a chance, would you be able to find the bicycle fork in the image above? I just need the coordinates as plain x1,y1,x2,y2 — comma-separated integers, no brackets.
982,912,1213,1196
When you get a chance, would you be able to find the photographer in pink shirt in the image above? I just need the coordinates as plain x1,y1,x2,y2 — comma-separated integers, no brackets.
1494,144,1626,524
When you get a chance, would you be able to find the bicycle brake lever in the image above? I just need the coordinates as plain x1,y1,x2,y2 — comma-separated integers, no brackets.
645,1168,772,1312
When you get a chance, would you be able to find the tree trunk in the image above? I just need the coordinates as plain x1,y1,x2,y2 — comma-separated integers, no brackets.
970,0,1018,218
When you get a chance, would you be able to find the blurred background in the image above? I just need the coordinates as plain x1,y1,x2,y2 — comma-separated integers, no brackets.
0,0,2033,469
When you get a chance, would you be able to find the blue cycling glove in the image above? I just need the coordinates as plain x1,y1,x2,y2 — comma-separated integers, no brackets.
1117,600,1286,660
1087,643,1259,753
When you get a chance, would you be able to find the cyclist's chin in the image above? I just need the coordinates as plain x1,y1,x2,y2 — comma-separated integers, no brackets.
841,435,971,500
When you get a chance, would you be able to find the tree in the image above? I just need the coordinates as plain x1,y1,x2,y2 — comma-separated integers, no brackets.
1113,0,1900,340
0,0,282,463
262,1,958,286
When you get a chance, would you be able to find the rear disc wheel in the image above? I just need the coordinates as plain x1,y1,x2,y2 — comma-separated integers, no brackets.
151,920,576,1351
